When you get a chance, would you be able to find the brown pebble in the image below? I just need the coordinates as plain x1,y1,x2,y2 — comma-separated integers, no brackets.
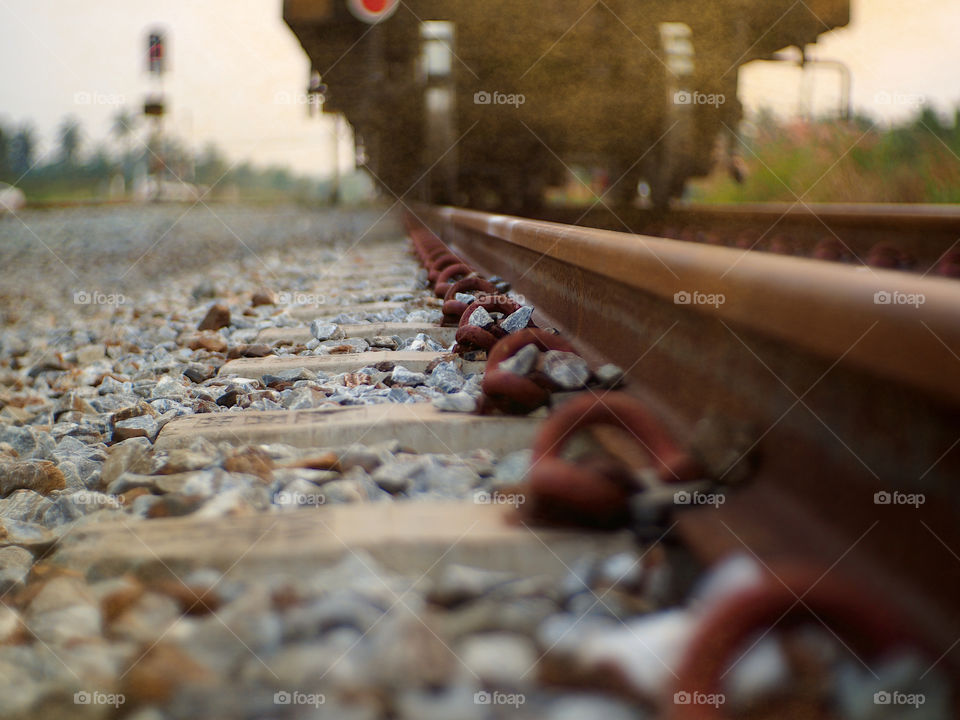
111,401,157,424
28,563,83,585
101,582,146,623
155,450,214,475
0,461,66,498
112,417,158,443
152,579,221,616
226,343,272,359
193,399,221,414
280,451,340,472
27,356,72,375
222,447,274,482
13,565,84,610
343,373,372,388
215,389,241,408
0,605,27,645
271,585,303,611
118,487,152,505
122,643,215,705
145,495,205,519
185,332,228,353
251,289,276,307
197,304,231,331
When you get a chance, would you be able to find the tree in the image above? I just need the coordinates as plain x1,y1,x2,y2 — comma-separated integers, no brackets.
228,161,255,189
267,166,293,191
9,124,37,177
0,122,10,181
195,142,228,186
111,109,137,146
111,109,138,179
58,116,82,165
84,143,113,179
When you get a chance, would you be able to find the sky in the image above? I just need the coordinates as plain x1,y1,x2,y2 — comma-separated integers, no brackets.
0,0,958,177
739,0,960,123
0,0,355,176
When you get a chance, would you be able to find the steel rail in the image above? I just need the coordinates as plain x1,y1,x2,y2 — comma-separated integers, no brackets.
541,201,960,274
413,203,960,674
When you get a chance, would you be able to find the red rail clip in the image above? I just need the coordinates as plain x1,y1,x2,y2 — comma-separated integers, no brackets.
454,296,524,352
480,329,575,415
670,563,931,720
519,391,698,529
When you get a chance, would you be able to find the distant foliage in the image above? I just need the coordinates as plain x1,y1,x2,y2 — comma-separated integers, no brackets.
0,112,345,204
690,108,960,203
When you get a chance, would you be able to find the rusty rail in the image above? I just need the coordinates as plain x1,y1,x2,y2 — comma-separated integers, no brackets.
541,201,960,276
411,203,960,678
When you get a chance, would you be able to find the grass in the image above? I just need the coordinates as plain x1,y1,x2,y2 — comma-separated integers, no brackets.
688,108,960,204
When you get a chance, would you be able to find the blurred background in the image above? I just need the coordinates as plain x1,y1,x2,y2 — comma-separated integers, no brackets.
0,0,957,205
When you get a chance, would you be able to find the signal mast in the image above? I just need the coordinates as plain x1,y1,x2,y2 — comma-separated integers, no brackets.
143,29,167,199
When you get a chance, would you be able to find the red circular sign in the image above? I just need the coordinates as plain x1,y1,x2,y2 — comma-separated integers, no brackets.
347,0,398,23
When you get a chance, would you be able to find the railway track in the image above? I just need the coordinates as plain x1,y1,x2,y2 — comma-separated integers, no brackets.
0,204,957,718
542,202,960,277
